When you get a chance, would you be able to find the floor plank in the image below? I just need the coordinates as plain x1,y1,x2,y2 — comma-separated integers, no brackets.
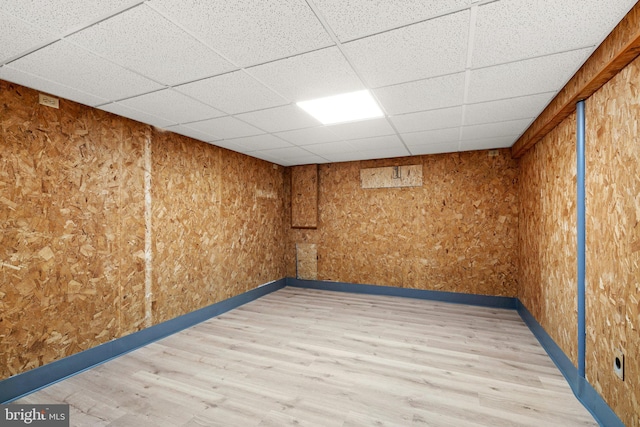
17,287,597,426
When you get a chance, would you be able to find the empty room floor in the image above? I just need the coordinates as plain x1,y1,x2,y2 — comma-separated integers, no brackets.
16,287,596,426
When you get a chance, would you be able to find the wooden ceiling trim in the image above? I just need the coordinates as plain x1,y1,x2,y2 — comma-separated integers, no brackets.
512,2,640,158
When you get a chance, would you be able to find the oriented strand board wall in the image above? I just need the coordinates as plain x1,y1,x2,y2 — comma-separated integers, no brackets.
517,150,542,323
217,150,285,299
152,136,285,325
291,164,318,228
585,56,640,426
0,81,146,377
360,164,422,188
518,114,578,365
518,55,640,425
0,81,286,380
286,150,519,296
117,126,148,336
296,243,318,280
151,132,222,325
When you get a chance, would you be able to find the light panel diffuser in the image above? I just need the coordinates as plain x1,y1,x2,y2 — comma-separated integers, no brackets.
296,90,384,125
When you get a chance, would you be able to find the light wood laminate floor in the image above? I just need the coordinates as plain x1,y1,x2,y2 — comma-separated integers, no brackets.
18,287,597,426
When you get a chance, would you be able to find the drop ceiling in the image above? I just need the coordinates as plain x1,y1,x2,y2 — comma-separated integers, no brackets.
0,0,636,166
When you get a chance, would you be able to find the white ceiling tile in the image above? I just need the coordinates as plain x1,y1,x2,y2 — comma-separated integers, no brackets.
374,73,465,115
293,157,333,165
225,134,293,152
165,124,218,142
250,151,329,167
8,41,163,101
409,141,459,156
327,118,395,140
274,126,341,146
98,102,176,128
322,152,366,163
361,146,411,158
472,0,637,68
0,0,139,34
0,10,54,63
0,66,109,107
66,4,234,86
118,89,223,124
249,146,316,161
176,71,287,115
211,140,248,153
344,10,469,87
244,151,278,164
3,0,632,167
458,136,516,152
313,0,471,42
250,149,329,166
306,136,407,160
149,0,333,67
324,146,409,163
401,128,460,147
460,119,532,141
390,106,463,133
343,134,404,151
304,141,353,156
235,105,320,133
273,147,321,161
464,93,555,126
185,116,264,140
467,49,592,104
246,47,363,102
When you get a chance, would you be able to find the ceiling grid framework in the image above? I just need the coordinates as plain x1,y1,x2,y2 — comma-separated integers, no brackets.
457,2,479,152
0,0,636,166
303,0,413,161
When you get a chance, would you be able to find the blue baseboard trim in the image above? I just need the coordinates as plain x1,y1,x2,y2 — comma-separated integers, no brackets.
288,278,622,426
285,278,518,309
517,301,624,427
2,277,622,426
0,278,286,404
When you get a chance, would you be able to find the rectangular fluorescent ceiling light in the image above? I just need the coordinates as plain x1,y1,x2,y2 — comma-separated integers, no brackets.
297,90,384,125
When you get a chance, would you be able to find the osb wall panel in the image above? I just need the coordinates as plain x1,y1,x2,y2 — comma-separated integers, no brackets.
218,151,285,300
360,164,422,188
291,164,318,228
1,80,286,380
517,151,542,322
296,243,317,280
117,126,147,336
284,167,320,280
286,151,519,296
150,132,222,325
518,113,578,366
150,134,286,325
585,56,640,426
0,81,146,379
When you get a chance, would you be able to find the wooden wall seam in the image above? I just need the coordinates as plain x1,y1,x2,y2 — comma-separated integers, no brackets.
291,164,318,229
143,129,152,328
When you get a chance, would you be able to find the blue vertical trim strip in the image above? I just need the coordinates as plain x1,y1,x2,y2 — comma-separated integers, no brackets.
576,100,586,379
